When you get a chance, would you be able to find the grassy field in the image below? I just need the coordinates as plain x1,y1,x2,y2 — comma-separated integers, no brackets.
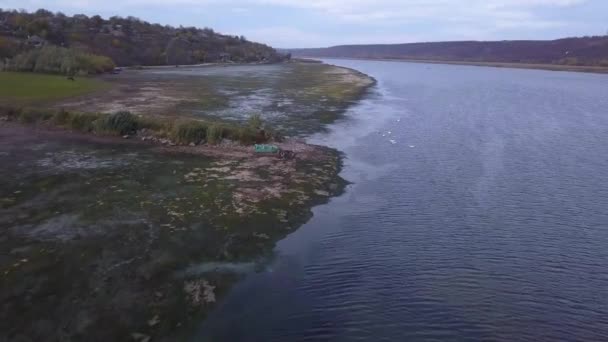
0,72,107,104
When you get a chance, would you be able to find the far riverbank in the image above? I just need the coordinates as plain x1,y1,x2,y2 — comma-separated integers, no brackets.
303,56,608,74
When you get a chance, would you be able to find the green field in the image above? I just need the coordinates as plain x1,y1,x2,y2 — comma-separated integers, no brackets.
0,72,107,104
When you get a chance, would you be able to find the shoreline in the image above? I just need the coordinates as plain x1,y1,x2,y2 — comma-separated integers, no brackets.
0,119,349,341
304,56,608,74
0,62,376,341
120,60,285,70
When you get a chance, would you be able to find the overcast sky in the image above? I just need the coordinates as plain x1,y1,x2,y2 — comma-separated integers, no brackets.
1,0,606,48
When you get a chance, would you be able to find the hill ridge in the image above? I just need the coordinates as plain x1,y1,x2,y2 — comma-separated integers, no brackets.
288,36,608,67
0,8,287,67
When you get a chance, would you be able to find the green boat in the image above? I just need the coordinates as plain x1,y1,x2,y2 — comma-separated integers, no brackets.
254,144,279,153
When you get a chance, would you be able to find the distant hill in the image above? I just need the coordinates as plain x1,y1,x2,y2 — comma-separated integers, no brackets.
0,8,287,67
288,37,608,67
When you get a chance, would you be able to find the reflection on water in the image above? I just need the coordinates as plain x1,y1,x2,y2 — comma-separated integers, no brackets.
198,59,608,341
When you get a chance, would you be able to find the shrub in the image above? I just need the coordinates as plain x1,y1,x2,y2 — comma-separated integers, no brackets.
265,129,284,142
171,121,207,144
206,124,222,145
8,45,115,75
0,106,22,120
51,109,70,125
247,113,263,130
17,109,39,123
558,57,580,66
0,37,17,60
3,106,275,147
95,111,138,135
222,125,239,141
76,52,115,74
220,119,277,145
237,127,258,145
137,116,171,132
17,108,51,123
68,112,100,132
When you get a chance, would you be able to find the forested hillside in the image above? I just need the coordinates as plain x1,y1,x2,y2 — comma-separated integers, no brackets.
290,37,608,67
0,8,286,69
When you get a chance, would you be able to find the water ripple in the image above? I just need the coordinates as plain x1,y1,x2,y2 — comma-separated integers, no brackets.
196,59,608,342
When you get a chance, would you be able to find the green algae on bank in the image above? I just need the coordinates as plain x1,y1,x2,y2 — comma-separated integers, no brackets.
0,60,374,341
54,61,376,136
0,123,347,341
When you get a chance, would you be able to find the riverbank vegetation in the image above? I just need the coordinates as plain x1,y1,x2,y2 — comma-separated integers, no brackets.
5,45,115,75
0,61,374,341
0,121,346,341
0,106,277,145
0,8,287,67
45,62,376,136
0,61,375,141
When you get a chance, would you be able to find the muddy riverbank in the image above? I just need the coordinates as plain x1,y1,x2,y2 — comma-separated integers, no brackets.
0,62,374,341
0,122,346,341
56,62,375,136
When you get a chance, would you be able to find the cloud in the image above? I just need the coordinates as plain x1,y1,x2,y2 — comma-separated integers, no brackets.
243,26,432,48
1,0,587,20
3,0,587,11
5,0,585,28
1,0,597,47
231,7,250,13
241,26,327,47
256,0,586,17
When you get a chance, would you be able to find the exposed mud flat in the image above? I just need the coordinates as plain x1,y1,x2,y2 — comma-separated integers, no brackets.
0,122,346,341
57,62,375,136
0,62,373,341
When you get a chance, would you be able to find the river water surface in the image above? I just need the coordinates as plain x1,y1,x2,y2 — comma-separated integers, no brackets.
197,59,608,341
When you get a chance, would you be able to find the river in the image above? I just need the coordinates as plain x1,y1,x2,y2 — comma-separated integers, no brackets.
196,59,608,341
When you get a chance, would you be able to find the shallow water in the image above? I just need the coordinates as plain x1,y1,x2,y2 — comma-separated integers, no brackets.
197,59,608,341
148,63,364,135
0,135,212,241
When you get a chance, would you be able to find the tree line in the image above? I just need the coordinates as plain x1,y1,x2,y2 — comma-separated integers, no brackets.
0,8,288,74
5,45,115,75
